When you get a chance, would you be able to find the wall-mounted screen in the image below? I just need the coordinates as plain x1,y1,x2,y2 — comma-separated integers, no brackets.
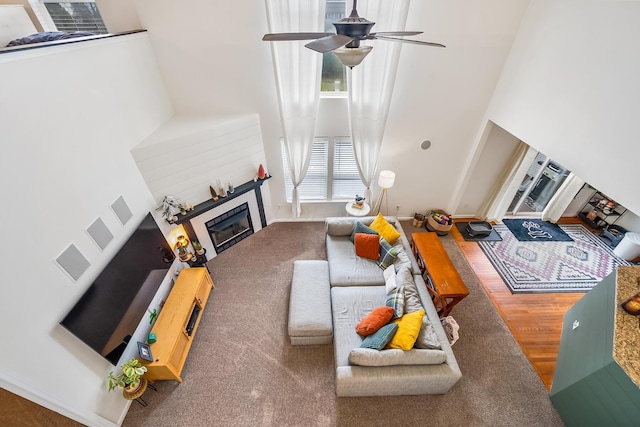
60,213,175,365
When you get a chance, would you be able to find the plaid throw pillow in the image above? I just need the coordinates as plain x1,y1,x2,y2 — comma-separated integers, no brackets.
385,285,405,319
378,237,399,269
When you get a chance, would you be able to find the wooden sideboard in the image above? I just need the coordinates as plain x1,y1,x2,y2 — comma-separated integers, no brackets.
411,232,469,317
143,267,214,382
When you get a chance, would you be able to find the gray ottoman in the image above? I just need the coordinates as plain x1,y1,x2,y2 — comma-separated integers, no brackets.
288,260,333,345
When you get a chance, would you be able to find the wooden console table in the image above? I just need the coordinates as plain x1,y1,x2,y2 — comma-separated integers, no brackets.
411,232,469,317
143,267,214,382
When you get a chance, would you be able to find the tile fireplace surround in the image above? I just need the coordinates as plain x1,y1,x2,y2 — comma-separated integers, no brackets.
171,178,270,260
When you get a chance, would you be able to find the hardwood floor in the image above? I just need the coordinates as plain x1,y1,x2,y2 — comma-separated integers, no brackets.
451,217,587,391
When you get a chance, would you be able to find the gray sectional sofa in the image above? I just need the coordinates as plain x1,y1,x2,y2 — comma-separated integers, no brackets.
325,216,462,396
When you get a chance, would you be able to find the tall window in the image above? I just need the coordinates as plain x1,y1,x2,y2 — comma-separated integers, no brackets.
281,137,365,201
321,0,347,92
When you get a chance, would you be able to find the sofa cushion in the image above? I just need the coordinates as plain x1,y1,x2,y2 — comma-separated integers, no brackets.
359,323,398,350
355,306,394,336
383,265,397,294
399,267,423,313
354,233,380,260
387,309,424,350
415,317,442,349
326,217,369,236
385,286,405,319
350,221,378,243
348,347,447,366
378,237,399,270
369,214,401,245
331,286,388,367
326,235,385,286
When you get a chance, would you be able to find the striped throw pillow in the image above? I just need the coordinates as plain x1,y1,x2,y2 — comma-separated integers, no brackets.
378,237,399,270
385,285,405,319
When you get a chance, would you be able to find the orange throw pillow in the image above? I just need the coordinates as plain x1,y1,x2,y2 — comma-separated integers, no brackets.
354,232,380,260
356,306,395,336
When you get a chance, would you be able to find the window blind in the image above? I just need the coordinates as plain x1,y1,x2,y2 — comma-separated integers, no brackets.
333,138,365,198
282,139,328,201
44,2,108,34
281,137,364,202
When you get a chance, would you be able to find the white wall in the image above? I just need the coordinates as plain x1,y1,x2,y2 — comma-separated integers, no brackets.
131,114,271,233
0,33,173,426
134,0,530,220
457,122,521,216
482,0,640,215
96,0,141,32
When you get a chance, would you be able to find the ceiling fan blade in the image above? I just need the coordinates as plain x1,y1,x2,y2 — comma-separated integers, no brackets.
262,32,334,41
371,35,446,48
305,34,354,53
370,31,423,37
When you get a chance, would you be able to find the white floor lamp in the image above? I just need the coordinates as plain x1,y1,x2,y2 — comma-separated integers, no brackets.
373,170,396,215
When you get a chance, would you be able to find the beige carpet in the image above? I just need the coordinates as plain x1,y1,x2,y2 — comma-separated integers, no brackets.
122,221,564,426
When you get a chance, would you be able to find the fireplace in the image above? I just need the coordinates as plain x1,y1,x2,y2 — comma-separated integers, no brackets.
181,178,270,260
206,202,253,254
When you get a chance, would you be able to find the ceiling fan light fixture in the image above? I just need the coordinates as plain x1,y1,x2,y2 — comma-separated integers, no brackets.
332,45,373,68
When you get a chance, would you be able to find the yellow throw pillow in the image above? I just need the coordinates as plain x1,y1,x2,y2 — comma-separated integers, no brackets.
386,310,425,350
369,214,401,245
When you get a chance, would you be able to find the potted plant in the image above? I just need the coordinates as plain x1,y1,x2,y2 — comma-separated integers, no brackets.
177,246,190,261
156,196,181,222
107,358,147,393
192,241,205,256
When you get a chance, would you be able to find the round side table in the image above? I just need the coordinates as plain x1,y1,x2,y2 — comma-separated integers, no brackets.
345,202,371,217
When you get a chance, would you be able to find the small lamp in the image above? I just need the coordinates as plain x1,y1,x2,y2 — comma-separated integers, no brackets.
374,170,396,215
175,235,189,250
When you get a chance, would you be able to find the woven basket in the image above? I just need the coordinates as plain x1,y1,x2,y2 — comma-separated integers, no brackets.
425,210,453,236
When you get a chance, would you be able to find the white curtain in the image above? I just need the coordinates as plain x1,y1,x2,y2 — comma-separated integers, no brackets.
477,141,539,222
542,172,585,223
266,0,325,217
348,0,409,202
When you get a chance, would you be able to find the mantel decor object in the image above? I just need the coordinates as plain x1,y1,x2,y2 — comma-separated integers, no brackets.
157,195,181,222
258,164,266,179
209,185,219,201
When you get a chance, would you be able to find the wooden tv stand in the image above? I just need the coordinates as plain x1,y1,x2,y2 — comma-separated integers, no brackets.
143,267,214,382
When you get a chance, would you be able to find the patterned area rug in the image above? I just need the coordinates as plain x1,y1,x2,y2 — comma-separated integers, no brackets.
478,224,630,293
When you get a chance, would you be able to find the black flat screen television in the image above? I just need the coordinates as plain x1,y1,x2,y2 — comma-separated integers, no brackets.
61,212,175,365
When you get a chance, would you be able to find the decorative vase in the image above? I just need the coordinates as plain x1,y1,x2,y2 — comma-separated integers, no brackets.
228,181,234,194
258,164,266,179
209,185,219,201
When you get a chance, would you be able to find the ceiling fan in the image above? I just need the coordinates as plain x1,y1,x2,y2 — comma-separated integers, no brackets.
263,0,445,68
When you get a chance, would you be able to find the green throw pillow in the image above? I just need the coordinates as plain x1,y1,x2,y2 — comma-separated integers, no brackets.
360,323,399,350
349,221,378,243
378,237,399,269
